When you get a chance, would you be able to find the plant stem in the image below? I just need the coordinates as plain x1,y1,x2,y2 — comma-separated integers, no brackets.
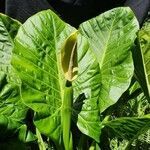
36,128,46,150
61,81,73,150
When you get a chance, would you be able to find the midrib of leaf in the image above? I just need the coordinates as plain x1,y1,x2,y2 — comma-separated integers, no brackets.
52,14,64,103
99,12,116,69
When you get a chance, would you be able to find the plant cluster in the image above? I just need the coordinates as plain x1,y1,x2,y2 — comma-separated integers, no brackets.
0,7,150,150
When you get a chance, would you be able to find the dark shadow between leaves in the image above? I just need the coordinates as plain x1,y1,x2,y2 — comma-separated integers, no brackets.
72,93,85,123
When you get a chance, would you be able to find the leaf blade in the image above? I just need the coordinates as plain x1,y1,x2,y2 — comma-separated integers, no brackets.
12,9,76,142
0,14,27,138
79,7,139,112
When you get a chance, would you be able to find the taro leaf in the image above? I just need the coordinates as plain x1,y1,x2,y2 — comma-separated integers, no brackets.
103,115,150,148
0,74,28,138
79,7,139,112
134,21,150,100
0,14,28,138
11,10,76,143
73,7,139,142
0,13,21,71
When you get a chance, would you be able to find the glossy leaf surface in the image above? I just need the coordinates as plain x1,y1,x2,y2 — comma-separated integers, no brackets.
0,13,20,71
0,14,27,137
12,10,76,142
79,7,139,112
73,34,101,142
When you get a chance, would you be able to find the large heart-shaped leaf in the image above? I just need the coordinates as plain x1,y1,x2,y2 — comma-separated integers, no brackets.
72,7,139,142
78,7,139,112
11,10,76,143
0,14,28,138
134,21,150,100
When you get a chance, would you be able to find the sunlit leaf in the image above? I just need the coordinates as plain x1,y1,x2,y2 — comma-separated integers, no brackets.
78,7,139,112
12,9,76,143
0,14,28,138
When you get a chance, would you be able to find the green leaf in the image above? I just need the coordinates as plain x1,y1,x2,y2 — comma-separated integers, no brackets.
73,34,101,142
0,78,28,137
12,10,76,143
72,7,139,142
103,115,150,148
79,7,139,112
134,21,150,100
0,13,21,72
0,14,28,138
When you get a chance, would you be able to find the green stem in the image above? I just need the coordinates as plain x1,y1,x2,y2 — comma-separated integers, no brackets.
61,81,73,150
36,128,46,150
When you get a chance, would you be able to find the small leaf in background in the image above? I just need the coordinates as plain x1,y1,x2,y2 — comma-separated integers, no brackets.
18,125,37,143
103,114,150,148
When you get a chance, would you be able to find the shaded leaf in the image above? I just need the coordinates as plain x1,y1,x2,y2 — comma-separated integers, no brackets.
18,125,37,143
0,138,27,150
103,115,150,147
